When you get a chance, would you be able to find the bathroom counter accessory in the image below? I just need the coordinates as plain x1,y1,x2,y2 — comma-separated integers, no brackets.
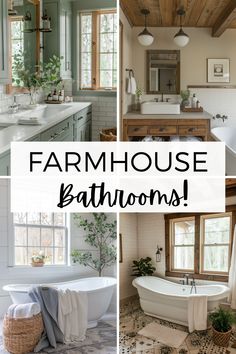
182,107,203,112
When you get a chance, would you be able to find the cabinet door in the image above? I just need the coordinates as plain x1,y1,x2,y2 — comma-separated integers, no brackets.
0,152,10,176
0,0,9,83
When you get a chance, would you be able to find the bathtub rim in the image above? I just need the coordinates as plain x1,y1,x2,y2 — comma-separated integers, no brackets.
133,276,230,301
3,276,117,294
211,127,235,155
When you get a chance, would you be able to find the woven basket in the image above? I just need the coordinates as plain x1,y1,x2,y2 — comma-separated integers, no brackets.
100,127,117,142
212,326,232,347
3,313,44,354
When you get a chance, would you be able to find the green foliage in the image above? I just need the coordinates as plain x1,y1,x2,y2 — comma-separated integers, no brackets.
209,307,236,333
12,51,63,90
71,213,117,276
135,87,144,98
132,257,156,276
180,89,190,101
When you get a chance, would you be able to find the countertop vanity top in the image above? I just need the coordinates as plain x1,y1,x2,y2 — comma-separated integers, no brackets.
0,102,91,155
123,110,212,120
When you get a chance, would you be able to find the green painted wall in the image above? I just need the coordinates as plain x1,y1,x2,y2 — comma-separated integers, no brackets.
72,0,117,96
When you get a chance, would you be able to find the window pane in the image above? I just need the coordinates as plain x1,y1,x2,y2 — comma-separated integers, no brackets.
28,227,40,246
44,248,53,265
15,227,27,246
55,248,65,264
82,53,91,69
174,219,195,245
81,14,92,33
204,246,229,272
41,228,53,247
41,213,53,225
100,53,113,70
174,246,194,270
100,14,114,33
100,70,112,87
28,247,41,265
81,70,92,88
55,229,65,247
81,34,92,52
14,213,27,224
54,213,65,226
15,247,27,265
100,33,114,53
27,213,40,225
204,216,230,244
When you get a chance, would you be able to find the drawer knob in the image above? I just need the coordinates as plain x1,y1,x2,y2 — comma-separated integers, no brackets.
159,127,165,132
188,128,195,132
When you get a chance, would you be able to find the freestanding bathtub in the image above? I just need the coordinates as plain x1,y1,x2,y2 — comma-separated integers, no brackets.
3,277,116,328
133,276,230,326
211,127,236,175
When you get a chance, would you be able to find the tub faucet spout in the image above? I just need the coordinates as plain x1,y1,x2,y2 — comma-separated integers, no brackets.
190,277,197,294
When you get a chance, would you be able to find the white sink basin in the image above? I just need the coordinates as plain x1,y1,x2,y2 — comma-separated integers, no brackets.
141,101,180,115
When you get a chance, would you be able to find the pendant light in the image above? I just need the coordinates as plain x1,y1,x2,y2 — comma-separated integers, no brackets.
174,8,189,47
138,9,154,46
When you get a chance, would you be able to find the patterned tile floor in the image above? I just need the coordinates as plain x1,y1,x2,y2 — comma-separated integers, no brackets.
0,319,116,354
120,297,236,354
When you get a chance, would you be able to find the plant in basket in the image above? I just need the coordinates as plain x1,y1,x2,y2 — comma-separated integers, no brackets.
209,307,236,347
31,250,45,267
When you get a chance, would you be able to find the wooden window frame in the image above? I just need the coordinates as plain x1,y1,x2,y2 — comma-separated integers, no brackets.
170,216,195,273
165,205,236,282
79,9,117,91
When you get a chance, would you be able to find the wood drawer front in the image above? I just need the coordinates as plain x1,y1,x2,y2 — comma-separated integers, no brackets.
149,126,177,135
179,126,207,136
128,126,147,136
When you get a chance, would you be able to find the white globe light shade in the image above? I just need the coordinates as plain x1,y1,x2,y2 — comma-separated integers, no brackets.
138,29,154,46
174,28,189,47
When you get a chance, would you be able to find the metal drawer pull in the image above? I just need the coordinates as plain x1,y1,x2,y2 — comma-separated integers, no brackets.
159,127,166,132
188,128,196,132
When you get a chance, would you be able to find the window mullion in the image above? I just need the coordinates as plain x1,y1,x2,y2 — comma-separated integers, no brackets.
92,12,98,90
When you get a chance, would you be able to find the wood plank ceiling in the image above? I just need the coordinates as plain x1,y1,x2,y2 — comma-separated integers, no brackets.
120,0,236,36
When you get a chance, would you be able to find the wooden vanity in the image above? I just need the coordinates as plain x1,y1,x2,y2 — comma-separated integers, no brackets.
123,111,212,141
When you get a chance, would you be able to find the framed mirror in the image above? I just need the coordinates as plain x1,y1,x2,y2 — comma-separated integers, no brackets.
146,50,180,94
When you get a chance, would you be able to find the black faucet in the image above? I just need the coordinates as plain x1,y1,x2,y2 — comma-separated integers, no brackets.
190,276,197,294
183,273,189,285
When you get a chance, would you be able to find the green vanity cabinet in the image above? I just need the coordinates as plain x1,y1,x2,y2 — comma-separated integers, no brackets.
43,0,72,79
40,116,73,141
0,151,10,176
26,134,40,141
73,106,92,141
0,0,9,83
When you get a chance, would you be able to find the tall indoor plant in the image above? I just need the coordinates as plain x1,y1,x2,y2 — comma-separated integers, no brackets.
209,307,236,347
71,213,117,277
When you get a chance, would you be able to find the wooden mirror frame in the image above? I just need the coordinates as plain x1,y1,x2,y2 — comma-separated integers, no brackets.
146,49,180,95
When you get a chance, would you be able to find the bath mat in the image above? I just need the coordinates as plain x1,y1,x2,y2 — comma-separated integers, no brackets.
138,322,188,348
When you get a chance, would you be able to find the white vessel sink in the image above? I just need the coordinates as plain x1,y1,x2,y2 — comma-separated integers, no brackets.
141,101,180,115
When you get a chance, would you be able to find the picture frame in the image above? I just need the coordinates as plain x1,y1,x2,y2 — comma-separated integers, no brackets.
207,59,230,83
119,233,123,263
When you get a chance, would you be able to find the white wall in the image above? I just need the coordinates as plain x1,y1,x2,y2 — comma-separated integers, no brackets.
121,20,236,123
119,213,138,299
0,181,117,317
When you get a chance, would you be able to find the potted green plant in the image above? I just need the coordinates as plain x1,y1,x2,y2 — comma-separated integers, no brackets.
31,250,45,267
132,257,156,276
135,87,144,111
209,307,236,347
71,213,117,277
180,89,190,109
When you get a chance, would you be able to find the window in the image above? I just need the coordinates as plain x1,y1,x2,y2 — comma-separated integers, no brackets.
165,209,235,281
201,214,231,274
170,217,195,272
10,17,24,86
13,213,67,266
80,10,117,90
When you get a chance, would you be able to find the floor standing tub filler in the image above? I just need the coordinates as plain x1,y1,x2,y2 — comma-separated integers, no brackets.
3,277,117,328
133,276,230,327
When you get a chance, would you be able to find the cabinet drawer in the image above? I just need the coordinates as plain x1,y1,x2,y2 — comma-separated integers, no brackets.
128,126,147,136
178,126,207,136
148,126,177,135
41,117,73,141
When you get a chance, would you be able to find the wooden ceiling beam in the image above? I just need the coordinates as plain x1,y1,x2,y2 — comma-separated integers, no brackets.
120,0,134,27
212,0,236,37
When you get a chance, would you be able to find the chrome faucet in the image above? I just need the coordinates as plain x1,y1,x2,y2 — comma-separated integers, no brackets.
9,95,20,113
213,114,228,123
190,277,197,294
183,273,189,285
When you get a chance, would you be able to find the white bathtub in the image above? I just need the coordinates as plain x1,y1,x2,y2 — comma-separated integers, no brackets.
211,127,236,175
133,276,230,326
3,277,116,328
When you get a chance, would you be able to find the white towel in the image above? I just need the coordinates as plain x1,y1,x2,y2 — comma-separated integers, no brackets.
58,289,88,343
7,303,41,318
188,295,207,333
127,77,137,95
229,226,236,308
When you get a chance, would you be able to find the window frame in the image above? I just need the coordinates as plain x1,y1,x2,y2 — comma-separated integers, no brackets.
200,212,232,276
79,9,117,91
165,206,236,282
170,216,195,273
11,213,69,267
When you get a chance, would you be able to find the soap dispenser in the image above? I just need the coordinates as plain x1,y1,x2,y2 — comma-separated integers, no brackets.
192,93,197,108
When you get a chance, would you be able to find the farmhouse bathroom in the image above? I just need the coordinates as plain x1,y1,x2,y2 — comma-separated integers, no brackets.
0,180,117,354
0,0,117,176
120,1,236,175
119,179,236,353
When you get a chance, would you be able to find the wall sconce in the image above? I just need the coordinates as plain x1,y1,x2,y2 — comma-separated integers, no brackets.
155,246,163,262
23,11,35,33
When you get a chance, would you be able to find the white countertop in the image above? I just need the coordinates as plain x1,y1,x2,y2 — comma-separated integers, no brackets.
0,102,91,155
123,110,212,120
